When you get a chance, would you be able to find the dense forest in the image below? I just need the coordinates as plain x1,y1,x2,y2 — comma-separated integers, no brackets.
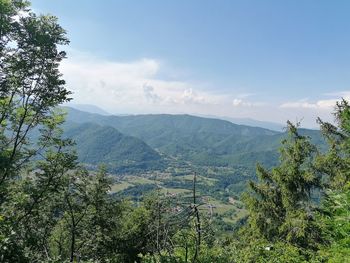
1,1,350,262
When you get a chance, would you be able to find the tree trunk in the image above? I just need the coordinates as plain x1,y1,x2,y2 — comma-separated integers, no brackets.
70,226,75,262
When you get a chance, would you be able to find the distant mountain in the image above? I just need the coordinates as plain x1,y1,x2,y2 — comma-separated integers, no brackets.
66,103,110,115
220,117,284,132
64,107,278,154
65,106,285,131
62,121,165,172
200,115,284,131
63,107,325,171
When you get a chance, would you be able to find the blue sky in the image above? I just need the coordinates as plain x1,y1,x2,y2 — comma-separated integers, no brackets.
31,0,350,127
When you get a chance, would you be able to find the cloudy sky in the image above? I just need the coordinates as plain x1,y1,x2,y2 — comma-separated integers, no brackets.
31,0,350,128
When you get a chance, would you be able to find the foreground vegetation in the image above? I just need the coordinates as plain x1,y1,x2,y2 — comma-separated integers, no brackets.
1,1,350,262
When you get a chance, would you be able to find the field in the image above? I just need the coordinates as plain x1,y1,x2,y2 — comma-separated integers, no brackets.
110,163,250,231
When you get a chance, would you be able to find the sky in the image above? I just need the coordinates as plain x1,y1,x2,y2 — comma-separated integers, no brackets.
31,0,350,128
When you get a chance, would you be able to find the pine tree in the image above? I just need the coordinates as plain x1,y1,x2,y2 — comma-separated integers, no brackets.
316,99,350,261
243,121,322,250
315,99,350,189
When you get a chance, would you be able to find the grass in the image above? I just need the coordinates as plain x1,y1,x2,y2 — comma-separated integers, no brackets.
174,174,218,186
126,176,161,185
159,187,191,194
110,182,133,193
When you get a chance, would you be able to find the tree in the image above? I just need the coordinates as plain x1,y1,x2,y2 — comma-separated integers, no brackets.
315,99,350,261
242,121,323,254
0,0,71,196
315,99,350,189
0,1,73,261
1,120,77,262
317,183,350,262
74,166,125,262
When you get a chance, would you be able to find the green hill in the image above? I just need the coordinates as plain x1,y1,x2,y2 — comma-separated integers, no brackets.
64,107,279,157
62,121,165,172
64,107,325,171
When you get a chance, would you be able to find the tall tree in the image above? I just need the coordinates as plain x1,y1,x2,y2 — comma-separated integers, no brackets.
0,0,71,196
243,121,322,250
315,99,350,261
315,99,350,189
0,1,73,261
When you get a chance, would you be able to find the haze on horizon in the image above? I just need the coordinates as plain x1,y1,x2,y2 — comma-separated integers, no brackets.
31,0,350,128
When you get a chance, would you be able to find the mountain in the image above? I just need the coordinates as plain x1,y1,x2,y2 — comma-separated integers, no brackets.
62,121,165,172
208,128,325,169
64,107,278,155
199,114,285,131
65,103,110,115
217,117,284,131
63,107,325,171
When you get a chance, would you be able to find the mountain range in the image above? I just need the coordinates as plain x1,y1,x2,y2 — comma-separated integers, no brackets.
61,107,324,173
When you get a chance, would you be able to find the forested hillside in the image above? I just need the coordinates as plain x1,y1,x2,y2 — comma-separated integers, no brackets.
62,121,165,172
64,107,325,170
1,1,350,262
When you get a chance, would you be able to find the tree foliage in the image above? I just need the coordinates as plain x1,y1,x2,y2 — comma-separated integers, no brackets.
243,121,322,250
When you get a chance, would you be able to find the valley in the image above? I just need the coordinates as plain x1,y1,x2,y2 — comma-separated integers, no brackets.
61,106,325,231
2,1,348,261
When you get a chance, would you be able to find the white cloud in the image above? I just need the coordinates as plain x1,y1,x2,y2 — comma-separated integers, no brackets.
179,88,210,104
143,84,161,104
280,92,350,110
233,99,250,107
59,50,343,128
60,50,229,113
232,98,264,107
280,100,332,109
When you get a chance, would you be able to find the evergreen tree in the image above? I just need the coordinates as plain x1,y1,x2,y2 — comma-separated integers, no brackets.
317,183,350,262
315,99,350,189
315,99,350,261
243,121,322,252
